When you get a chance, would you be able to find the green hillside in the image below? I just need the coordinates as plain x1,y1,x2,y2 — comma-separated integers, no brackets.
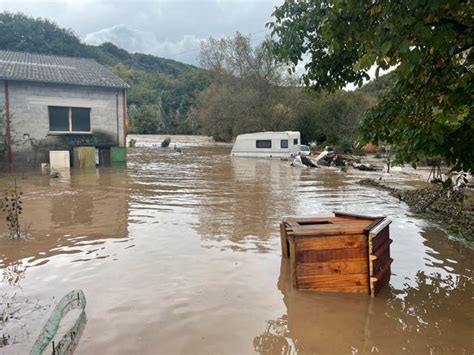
0,12,193,77
0,12,211,134
0,12,392,144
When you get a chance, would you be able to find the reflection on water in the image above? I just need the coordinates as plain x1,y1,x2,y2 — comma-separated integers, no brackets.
0,168,130,268
0,136,472,354
256,253,473,354
196,157,299,252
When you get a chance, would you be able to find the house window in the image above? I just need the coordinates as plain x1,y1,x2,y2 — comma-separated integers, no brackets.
256,140,272,148
281,139,288,148
293,138,299,145
49,106,91,133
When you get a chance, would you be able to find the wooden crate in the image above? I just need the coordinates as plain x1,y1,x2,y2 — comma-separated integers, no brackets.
280,212,392,296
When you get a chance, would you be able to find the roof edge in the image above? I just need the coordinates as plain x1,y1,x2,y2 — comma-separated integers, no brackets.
0,77,129,90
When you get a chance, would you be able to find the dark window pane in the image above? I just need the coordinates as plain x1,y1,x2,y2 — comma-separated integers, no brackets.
256,140,272,148
280,139,288,148
49,106,69,131
72,108,91,132
293,138,298,145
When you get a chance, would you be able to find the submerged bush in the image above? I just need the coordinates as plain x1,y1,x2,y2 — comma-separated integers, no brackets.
1,180,27,240
338,140,353,154
161,137,171,148
128,138,137,148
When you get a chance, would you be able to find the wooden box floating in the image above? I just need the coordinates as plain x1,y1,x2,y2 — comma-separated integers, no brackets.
280,212,392,296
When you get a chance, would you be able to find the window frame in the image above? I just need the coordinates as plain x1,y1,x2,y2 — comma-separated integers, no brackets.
256,139,272,149
293,138,299,145
280,139,288,149
48,106,92,134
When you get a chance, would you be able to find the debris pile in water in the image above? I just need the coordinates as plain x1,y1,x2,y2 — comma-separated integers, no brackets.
292,147,379,171
359,178,474,242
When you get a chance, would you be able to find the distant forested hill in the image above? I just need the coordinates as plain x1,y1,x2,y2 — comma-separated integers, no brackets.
358,71,396,99
0,12,193,76
0,12,211,134
0,12,391,144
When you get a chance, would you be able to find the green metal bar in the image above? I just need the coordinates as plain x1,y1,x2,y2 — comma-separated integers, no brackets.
30,290,86,355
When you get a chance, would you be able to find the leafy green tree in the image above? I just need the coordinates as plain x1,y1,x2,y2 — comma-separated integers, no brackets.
131,104,164,134
358,72,396,99
198,33,295,141
0,12,214,135
269,1,473,171
0,12,86,57
294,90,374,145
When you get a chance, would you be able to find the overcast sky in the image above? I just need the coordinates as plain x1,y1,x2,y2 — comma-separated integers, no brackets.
0,0,282,65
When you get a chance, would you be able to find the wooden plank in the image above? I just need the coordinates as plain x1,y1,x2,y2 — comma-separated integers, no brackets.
372,246,391,275
371,238,392,259
298,219,371,230
289,240,298,288
371,225,390,251
297,273,369,293
296,247,367,263
371,258,393,282
295,234,367,251
300,285,368,293
333,211,383,220
373,268,391,296
371,261,392,296
280,223,289,258
290,219,376,237
283,216,342,224
363,217,385,234
296,259,368,277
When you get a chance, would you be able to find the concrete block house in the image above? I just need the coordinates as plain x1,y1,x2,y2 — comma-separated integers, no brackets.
0,50,129,169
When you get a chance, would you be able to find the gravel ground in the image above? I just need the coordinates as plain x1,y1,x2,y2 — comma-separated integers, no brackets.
359,178,474,243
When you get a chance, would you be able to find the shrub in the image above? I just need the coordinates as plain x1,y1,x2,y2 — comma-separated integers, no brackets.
128,138,137,148
161,137,171,148
338,140,353,154
1,180,27,240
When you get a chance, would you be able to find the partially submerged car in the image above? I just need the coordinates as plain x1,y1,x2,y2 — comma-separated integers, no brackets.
298,144,310,156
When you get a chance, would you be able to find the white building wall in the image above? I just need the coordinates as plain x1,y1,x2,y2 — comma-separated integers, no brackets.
2,80,126,167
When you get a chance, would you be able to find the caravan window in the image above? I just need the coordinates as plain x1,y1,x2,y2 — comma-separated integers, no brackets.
293,138,299,145
256,140,272,148
280,139,288,148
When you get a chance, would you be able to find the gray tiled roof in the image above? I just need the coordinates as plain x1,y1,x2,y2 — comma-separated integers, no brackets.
0,50,129,89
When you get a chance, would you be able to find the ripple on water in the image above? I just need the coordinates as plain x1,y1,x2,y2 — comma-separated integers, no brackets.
0,138,472,354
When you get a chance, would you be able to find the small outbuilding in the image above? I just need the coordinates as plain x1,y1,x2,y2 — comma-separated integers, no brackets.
0,50,129,169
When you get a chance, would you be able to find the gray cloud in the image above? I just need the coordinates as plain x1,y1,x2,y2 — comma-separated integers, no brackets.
1,0,281,64
83,24,203,64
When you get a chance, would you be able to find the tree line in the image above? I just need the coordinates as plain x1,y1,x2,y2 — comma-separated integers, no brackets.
0,12,210,135
269,0,473,172
0,12,379,147
197,32,375,145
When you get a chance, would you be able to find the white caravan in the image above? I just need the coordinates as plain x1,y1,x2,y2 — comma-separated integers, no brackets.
231,131,301,159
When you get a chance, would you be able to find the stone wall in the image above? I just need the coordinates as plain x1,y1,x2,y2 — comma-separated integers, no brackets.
0,80,126,168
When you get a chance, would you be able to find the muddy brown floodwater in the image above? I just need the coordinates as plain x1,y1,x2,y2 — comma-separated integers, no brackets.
0,135,472,354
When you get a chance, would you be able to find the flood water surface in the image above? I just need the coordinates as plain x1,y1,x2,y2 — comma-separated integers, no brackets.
0,135,472,354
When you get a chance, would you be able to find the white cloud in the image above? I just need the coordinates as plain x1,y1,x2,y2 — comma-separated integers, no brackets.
83,25,203,64
2,0,283,64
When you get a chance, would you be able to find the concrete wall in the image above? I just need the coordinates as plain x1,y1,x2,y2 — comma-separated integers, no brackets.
0,82,5,170
0,80,126,168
